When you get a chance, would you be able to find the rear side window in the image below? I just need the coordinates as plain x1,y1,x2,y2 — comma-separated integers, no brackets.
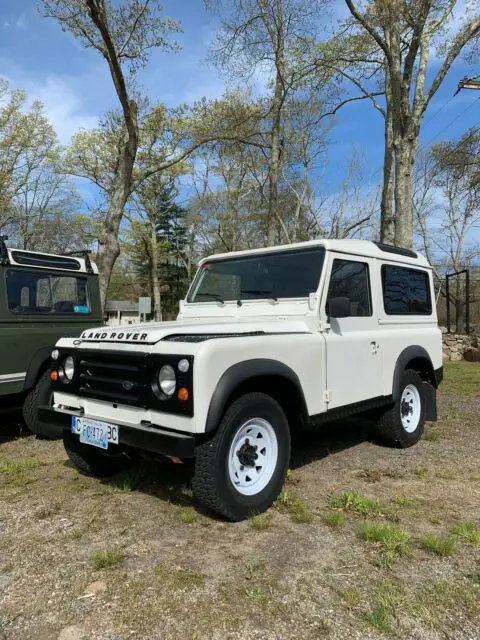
381,265,431,315
5,270,90,315
326,259,372,317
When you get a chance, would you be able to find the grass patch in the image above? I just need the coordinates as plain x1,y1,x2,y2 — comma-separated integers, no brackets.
442,362,480,397
91,547,125,570
355,468,382,483
178,510,197,524
329,491,380,516
276,492,313,524
414,467,428,478
358,523,409,565
250,512,274,531
362,581,406,632
323,511,345,528
421,532,456,556
0,458,45,487
451,521,480,546
362,604,391,632
423,426,442,442
155,564,205,589
338,587,361,606
394,496,419,507
243,585,275,607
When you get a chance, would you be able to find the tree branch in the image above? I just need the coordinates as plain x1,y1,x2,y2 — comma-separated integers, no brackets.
344,0,393,66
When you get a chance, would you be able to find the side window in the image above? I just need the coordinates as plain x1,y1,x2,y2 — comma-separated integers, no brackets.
381,265,431,315
326,259,372,317
6,270,91,315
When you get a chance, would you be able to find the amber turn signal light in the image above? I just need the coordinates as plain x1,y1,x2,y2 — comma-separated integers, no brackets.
177,387,189,402
50,370,58,382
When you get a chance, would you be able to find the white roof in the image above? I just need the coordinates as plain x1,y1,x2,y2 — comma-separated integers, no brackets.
6,247,98,274
201,239,430,268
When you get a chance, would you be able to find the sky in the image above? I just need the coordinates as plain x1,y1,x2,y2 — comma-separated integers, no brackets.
0,0,479,219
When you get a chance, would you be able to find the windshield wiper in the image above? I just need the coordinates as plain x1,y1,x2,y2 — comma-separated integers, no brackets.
197,292,225,304
241,289,278,302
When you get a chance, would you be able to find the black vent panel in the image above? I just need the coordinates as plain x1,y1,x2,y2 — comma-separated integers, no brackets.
77,351,148,407
163,332,265,343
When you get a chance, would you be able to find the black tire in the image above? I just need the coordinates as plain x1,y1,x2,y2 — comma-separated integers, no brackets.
63,430,133,478
192,392,291,521
374,369,426,448
22,370,59,439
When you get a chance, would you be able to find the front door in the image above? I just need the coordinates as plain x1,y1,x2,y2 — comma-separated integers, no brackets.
321,254,382,409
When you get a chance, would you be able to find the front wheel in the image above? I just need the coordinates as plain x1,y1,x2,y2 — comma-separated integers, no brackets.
374,369,426,448
63,430,133,478
192,392,291,521
22,370,60,439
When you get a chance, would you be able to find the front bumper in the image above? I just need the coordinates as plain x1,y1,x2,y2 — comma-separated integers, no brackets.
38,406,196,458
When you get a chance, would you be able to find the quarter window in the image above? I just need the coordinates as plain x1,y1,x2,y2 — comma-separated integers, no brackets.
6,270,90,315
381,265,431,315
326,259,372,317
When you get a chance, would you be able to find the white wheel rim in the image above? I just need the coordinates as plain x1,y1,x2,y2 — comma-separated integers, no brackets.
400,384,421,433
228,418,278,496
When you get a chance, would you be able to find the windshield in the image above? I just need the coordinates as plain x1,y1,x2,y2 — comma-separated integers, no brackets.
188,247,325,303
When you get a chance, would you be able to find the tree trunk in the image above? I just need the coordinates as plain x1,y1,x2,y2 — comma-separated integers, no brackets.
267,74,282,246
455,278,465,333
96,123,138,310
265,0,285,247
151,220,162,322
393,139,416,248
380,72,394,243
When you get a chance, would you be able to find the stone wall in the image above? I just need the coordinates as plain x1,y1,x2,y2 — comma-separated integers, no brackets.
442,333,480,362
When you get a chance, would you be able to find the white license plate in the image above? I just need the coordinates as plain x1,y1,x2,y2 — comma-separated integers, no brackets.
71,416,119,450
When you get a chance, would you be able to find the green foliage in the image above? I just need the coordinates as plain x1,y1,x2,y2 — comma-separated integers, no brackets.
91,547,125,570
328,491,380,516
323,511,345,527
276,491,313,524
421,532,456,556
451,522,480,546
357,523,410,565
250,513,274,531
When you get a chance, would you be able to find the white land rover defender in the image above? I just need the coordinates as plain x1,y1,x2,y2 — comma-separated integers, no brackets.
40,240,443,520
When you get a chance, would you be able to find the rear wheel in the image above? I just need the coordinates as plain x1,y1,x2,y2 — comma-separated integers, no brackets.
22,370,60,439
192,392,291,521
374,369,426,447
63,430,133,477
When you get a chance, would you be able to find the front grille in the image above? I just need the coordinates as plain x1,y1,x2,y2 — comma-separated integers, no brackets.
77,351,148,407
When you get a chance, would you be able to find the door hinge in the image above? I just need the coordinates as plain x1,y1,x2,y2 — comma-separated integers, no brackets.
324,390,332,404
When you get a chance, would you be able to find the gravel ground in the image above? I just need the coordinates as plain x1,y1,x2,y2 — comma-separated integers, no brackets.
0,386,479,640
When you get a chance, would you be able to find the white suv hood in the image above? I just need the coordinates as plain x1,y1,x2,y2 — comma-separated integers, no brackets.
78,318,311,345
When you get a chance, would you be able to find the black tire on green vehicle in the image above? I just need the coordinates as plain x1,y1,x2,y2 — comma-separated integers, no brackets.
22,370,60,439
192,392,291,521
63,430,133,478
374,369,426,448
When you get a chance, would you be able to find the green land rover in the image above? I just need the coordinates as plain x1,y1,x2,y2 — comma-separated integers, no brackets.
0,236,102,437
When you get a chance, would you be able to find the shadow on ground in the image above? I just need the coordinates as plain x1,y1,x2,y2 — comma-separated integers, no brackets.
0,402,31,444
96,415,376,514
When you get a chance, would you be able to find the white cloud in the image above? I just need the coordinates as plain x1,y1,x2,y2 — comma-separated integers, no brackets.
27,75,99,143
0,59,100,143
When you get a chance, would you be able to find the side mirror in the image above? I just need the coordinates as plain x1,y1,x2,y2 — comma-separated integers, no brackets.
329,296,351,318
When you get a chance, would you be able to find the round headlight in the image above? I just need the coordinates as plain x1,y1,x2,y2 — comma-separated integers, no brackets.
178,358,190,373
62,356,75,382
158,365,176,397
51,349,59,361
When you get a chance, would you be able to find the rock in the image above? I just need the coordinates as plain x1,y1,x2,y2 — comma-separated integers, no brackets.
450,351,463,362
58,625,85,640
84,580,106,596
464,348,480,363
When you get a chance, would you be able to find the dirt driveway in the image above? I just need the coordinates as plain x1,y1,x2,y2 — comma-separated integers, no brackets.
0,363,479,640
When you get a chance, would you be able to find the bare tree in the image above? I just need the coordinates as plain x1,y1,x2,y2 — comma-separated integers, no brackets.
41,0,181,306
415,141,480,331
343,0,480,248
207,0,328,245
